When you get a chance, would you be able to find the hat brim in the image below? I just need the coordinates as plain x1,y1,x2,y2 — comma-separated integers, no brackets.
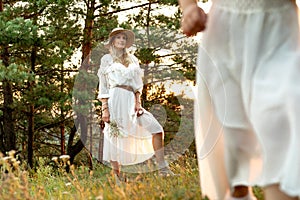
105,29,135,49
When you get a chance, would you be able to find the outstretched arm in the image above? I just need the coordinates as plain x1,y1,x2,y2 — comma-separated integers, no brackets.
178,0,207,36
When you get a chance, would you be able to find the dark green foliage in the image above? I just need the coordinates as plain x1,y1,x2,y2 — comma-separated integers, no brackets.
0,0,81,159
135,48,157,64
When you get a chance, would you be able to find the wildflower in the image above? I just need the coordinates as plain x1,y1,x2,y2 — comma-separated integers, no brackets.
95,195,104,200
59,155,70,165
59,155,70,161
65,182,72,186
8,150,16,158
2,156,10,161
52,157,58,162
109,121,121,137
62,191,70,195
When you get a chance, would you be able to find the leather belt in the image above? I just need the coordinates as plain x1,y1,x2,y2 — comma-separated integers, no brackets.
115,85,134,93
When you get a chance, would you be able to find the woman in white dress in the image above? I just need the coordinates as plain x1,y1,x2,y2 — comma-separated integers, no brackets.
97,28,174,181
179,0,300,200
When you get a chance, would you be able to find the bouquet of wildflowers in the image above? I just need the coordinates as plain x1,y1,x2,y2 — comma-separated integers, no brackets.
109,121,121,137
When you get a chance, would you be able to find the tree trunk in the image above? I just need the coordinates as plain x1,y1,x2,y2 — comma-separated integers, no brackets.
2,44,16,152
60,64,65,155
67,0,95,164
28,104,34,168
81,0,95,70
66,115,87,171
98,120,105,162
0,117,4,153
60,123,65,155
3,81,15,152
27,40,37,168
1,0,16,153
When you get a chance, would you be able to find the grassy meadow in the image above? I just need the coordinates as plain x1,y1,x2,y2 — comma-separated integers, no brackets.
0,152,264,200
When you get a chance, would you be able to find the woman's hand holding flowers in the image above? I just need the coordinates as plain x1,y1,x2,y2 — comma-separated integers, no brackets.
101,101,110,123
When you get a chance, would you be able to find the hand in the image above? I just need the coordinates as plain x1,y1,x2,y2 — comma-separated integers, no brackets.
135,102,144,117
181,4,207,37
102,109,110,123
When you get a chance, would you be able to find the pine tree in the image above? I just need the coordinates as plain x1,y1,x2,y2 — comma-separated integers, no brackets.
0,0,81,167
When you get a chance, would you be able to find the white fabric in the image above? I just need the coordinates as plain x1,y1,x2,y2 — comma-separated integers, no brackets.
98,54,164,165
214,0,290,12
196,0,300,199
97,54,143,99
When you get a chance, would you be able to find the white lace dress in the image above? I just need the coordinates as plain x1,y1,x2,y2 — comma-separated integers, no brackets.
196,0,300,199
97,54,163,165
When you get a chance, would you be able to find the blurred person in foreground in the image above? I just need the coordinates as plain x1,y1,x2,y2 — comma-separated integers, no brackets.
178,0,300,199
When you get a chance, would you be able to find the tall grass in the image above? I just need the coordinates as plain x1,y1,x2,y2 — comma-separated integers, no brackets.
0,151,264,200
0,152,204,200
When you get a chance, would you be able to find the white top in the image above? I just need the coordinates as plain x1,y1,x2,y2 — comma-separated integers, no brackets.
97,54,144,99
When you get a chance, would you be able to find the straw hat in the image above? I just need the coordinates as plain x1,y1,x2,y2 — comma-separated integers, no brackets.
105,28,135,48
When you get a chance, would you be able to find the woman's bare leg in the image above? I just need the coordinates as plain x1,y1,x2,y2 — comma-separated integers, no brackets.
264,184,298,200
110,160,120,176
110,160,123,185
152,132,175,176
152,132,165,166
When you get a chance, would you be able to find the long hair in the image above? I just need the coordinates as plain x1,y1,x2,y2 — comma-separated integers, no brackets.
108,34,132,67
